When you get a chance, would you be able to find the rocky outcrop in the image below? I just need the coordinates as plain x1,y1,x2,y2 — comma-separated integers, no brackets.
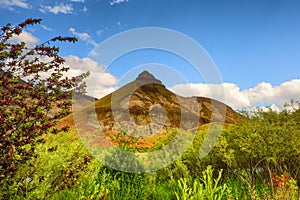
69,71,242,137
59,71,243,149
135,70,162,85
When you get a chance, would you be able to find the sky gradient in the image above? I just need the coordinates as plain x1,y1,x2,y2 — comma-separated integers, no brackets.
1,0,300,110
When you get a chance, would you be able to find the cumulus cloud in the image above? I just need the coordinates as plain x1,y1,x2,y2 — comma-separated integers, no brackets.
242,80,300,110
258,104,280,113
69,28,97,47
9,31,39,48
110,0,129,6
0,0,29,10
21,55,117,98
169,79,300,111
39,3,73,14
64,56,118,98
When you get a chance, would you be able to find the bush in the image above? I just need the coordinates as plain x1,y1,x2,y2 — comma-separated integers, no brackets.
0,18,89,189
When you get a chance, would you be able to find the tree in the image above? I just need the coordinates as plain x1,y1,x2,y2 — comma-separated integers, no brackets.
0,18,89,185
212,105,300,196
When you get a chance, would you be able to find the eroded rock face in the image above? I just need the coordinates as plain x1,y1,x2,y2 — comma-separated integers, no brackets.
66,71,242,138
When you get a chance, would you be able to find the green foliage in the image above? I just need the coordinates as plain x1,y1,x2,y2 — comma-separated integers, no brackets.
200,166,227,199
209,102,300,198
175,177,204,200
0,18,89,187
1,71,300,200
0,129,92,199
174,166,227,200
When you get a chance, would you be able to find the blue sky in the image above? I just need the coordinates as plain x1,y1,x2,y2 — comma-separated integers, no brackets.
1,0,300,110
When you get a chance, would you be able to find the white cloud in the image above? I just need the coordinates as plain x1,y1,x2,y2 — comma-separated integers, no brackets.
39,3,73,14
69,28,98,47
258,104,280,113
96,27,108,37
64,56,118,98
169,79,300,111
242,80,300,109
110,0,129,6
40,25,53,31
9,31,39,48
0,0,29,9
69,28,90,40
70,0,85,2
82,6,87,12
22,55,118,98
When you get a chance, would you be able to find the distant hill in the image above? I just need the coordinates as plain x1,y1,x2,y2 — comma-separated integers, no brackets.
61,71,242,139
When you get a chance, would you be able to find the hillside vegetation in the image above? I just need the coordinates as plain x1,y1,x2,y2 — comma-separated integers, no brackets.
2,103,300,199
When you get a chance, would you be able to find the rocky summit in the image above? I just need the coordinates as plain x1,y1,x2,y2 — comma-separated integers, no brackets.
135,70,162,85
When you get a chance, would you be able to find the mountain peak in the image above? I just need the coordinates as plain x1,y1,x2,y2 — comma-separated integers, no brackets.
136,70,162,84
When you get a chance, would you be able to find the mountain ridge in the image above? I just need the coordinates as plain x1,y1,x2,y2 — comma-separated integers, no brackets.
62,71,241,139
